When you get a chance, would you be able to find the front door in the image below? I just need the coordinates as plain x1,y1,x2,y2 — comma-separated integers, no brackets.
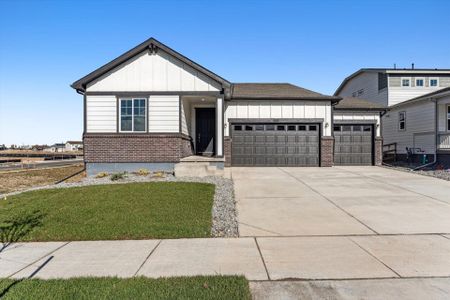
195,108,215,156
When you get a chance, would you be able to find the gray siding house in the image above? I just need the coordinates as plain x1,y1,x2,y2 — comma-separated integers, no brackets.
72,38,385,175
335,68,450,164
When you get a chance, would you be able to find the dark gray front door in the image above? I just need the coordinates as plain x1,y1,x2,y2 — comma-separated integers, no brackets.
334,124,373,165
231,123,320,166
195,108,215,156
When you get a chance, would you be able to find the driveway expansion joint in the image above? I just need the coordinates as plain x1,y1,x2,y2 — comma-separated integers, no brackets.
254,237,271,281
133,239,162,276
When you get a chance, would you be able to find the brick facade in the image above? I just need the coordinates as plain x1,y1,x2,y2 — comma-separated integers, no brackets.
83,133,192,163
374,137,383,166
224,137,232,167
320,136,334,167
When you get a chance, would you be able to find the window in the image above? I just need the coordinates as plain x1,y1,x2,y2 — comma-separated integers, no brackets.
120,98,146,132
245,125,253,131
234,125,242,131
363,126,372,132
309,125,317,131
430,78,439,87
265,124,275,131
342,125,351,131
401,78,411,87
415,78,424,87
334,126,341,132
298,125,306,131
447,105,450,131
399,111,406,131
287,125,296,131
255,125,264,131
276,125,285,131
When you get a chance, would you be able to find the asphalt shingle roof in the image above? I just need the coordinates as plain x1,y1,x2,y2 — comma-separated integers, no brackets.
334,97,386,110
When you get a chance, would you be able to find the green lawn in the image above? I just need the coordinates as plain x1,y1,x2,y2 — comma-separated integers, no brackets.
0,182,215,242
0,276,251,300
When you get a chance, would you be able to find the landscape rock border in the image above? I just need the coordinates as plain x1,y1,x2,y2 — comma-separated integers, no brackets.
0,173,239,238
382,164,450,181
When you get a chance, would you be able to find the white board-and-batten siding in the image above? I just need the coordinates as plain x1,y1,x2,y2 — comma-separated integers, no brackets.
224,101,332,136
382,101,436,154
85,50,221,92
333,112,381,137
86,95,180,133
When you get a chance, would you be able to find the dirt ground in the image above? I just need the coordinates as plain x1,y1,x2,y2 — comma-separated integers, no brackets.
0,164,85,194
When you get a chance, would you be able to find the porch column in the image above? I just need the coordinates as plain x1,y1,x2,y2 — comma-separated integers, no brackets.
216,97,224,157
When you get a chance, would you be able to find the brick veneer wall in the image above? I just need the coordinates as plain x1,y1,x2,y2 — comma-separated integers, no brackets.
375,137,383,166
320,136,334,167
83,133,192,163
224,137,232,167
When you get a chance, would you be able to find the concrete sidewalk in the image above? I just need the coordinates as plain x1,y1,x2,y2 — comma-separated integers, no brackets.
2,235,450,281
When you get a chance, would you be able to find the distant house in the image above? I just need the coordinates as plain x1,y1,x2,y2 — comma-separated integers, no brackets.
44,143,65,153
65,141,83,152
0,144,6,151
31,145,47,151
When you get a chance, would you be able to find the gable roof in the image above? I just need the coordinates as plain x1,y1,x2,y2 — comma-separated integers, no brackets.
334,68,450,96
231,83,341,102
334,97,386,111
389,87,450,109
71,37,231,92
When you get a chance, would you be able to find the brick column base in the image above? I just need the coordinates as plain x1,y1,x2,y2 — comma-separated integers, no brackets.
320,136,334,167
375,137,383,166
224,137,232,167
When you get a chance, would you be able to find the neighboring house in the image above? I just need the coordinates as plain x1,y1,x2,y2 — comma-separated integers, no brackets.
71,37,384,175
65,141,83,152
382,88,450,164
335,68,450,107
44,143,65,153
335,68,450,164
31,145,47,151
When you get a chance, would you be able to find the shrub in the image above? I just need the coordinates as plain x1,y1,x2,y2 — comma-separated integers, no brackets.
135,168,150,176
152,171,165,178
110,172,127,181
95,172,109,178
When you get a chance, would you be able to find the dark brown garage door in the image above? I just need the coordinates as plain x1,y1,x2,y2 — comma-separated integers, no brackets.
231,123,320,166
334,124,373,165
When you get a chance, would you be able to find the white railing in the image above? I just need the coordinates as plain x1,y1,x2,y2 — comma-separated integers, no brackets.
438,133,450,149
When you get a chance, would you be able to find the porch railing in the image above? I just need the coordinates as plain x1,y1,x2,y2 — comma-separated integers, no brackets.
438,133,450,149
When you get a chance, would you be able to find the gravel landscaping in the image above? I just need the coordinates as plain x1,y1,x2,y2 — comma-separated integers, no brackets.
382,164,450,181
0,172,239,238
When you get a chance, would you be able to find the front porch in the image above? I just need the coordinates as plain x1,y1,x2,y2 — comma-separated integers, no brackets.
180,95,224,158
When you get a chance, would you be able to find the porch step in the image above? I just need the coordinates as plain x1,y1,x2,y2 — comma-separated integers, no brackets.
174,161,225,177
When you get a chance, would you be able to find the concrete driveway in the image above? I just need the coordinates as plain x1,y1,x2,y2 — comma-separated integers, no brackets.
233,166,450,236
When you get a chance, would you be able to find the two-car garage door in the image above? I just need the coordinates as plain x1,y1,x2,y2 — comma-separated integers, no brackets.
231,123,320,166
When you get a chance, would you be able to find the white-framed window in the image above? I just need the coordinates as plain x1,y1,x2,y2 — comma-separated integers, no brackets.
415,78,424,87
401,78,411,87
429,78,439,87
398,111,406,131
119,98,147,132
447,104,450,131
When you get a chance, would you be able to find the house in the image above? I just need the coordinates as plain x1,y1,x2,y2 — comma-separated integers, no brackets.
44,143,65,153
71,38,384,175
382,88,450,164
335,68,450,164
65,141,83,152
335,67,450,107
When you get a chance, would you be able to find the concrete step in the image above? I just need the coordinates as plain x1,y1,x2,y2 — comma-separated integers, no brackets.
174,162,224,177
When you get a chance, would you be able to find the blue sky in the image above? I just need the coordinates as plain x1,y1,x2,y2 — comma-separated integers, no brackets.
1,0,449,146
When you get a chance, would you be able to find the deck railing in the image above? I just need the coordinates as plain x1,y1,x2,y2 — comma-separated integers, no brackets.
438,133,450,149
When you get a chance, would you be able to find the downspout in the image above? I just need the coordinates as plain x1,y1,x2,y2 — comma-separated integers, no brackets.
414,98,437,170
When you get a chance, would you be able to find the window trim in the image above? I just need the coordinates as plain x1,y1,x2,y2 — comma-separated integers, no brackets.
398,111,406,131
118,97,148,133
401,77,411,88
429,77,439,87
415,77,425,87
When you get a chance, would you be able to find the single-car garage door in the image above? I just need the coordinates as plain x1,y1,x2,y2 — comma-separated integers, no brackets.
334,124,373,165
231,123,320,166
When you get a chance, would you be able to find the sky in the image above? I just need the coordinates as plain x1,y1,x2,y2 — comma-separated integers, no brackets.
1,0,449,146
